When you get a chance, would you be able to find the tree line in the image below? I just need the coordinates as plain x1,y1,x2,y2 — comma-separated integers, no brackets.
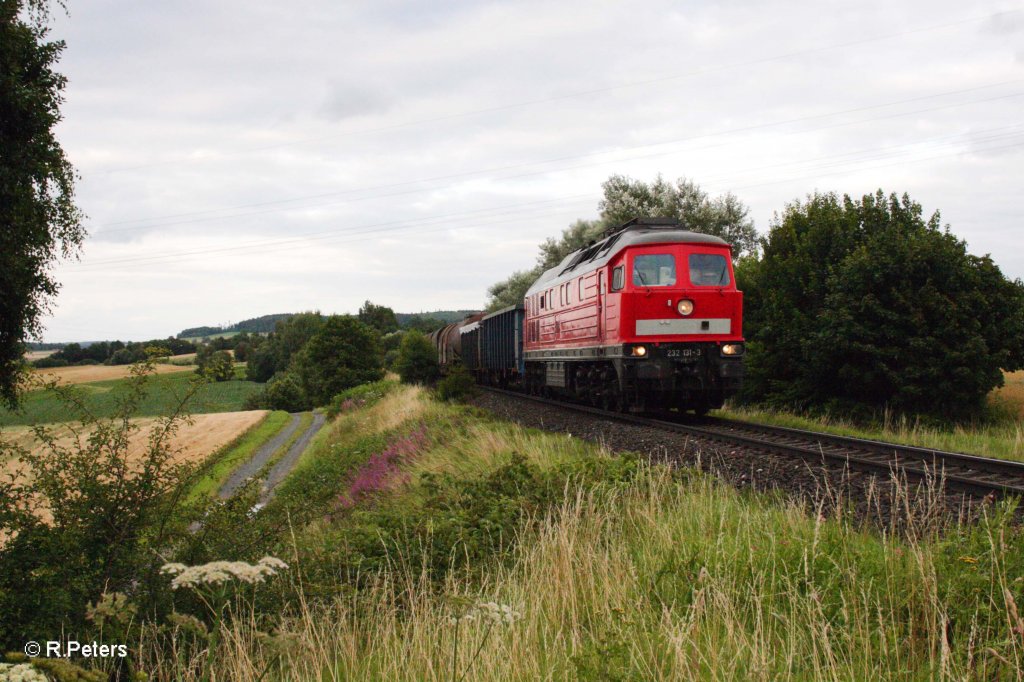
32,337,199,367
489,175,1024,421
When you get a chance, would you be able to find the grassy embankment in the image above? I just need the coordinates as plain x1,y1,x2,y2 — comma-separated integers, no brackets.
186,410,293,500
136,382,1024,681
717,370,1024,463
0,367,261,427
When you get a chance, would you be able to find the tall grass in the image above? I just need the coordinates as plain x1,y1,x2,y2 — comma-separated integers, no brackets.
134,386,1024,681
718,404,1024,463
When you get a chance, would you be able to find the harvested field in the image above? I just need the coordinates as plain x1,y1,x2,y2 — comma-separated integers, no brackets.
992,370,1024,419
32,362,194,385
24,350,57,361
160,353,197,365
2,410,268,473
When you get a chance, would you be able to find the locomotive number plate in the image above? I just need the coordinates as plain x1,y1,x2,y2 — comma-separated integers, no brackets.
666,348,701,358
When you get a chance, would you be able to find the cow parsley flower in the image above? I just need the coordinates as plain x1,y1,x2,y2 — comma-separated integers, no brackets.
0,663,50,682
450,600,522,627
161,557,288,590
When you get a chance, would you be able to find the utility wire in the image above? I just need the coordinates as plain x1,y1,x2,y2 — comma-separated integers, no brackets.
68,132,1024,272
92,82,1023,234
92,9,1022,175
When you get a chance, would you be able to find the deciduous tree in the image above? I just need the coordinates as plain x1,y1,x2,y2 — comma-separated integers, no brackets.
358,300,399,334
599,175,758,258
0,0,85,407
741,190,1024,420
293,315,383,406
394,330,439,385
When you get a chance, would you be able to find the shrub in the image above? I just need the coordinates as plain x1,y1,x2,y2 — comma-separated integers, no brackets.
197,350,234,382
325,379,395,418
742,190,1024,420
248,372,308,412
394,330,439,385
31,356,67,368
0,362,200,650
292,315,384,406
436,363,476,402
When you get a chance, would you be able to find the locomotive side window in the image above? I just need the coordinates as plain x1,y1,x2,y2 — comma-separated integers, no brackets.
579,278,585,300
689,253,731,286
611,266,624,291
633,254,676,287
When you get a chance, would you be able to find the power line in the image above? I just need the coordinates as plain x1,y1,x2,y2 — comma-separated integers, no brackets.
68,196,597,270
68,131,1024,273
91,9,1021,175
92,81,1023,234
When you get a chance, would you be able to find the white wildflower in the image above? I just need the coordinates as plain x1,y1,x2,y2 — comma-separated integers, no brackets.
160,562,187,575
258,556,289,570
163,557,288,590
452,600,522,627
0,663,50,682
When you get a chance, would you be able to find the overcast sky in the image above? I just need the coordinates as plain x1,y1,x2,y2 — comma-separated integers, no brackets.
36,0,1024,341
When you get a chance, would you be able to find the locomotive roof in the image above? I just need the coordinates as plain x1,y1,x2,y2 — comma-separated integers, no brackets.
524,222,729,296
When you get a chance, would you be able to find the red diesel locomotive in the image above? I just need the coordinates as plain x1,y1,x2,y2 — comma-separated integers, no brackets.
439,217,746,413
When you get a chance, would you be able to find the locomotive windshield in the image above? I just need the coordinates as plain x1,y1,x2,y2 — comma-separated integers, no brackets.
632,254,676,287
689,253,731,286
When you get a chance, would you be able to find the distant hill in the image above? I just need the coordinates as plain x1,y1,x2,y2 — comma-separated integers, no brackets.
395,310,478,326
178,314,294,339
178,310,479,339
26,342,69,351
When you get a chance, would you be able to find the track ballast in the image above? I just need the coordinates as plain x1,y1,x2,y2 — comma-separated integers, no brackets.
481,387,1024,499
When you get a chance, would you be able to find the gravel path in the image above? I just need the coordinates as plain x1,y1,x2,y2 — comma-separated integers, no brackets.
217,413,302,499
259,411,327,504
471,391,993,531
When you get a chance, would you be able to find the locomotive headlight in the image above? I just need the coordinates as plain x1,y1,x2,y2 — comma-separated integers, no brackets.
721,343,745,356
632,345,648,357
677,299,694,316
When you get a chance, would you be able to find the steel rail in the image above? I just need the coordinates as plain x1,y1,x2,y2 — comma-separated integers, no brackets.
480,387,1024,498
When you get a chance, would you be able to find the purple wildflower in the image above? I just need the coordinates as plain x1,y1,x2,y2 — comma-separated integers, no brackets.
336,425,428,509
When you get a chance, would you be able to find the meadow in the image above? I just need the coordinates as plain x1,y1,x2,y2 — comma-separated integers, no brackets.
0,367,262,427
120,383,1023,681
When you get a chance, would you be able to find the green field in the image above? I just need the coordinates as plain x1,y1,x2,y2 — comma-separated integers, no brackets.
0,369,263,427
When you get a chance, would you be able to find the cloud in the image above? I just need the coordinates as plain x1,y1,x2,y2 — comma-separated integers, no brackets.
30,0,1024,341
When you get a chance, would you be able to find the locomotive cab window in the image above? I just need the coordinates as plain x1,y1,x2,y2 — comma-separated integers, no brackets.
612,266,624,291
632,254,676,287
689,253,731,286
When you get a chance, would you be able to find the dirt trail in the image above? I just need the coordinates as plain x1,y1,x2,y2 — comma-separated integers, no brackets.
217,413,302,499
259,412,327,503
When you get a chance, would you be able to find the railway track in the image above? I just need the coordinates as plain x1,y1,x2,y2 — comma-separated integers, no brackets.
482,387,1024,498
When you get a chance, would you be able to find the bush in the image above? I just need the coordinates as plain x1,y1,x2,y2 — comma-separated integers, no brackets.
394,330,439,385
31,356,67,368
0,362,200,650
325,379,396,418
247,372,308,412
741,190,1024,420
197,350,234,382
435,363,476,402
292,315,384,406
